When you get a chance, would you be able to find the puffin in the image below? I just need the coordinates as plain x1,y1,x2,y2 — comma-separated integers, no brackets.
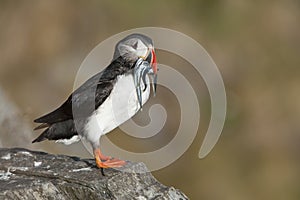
32,33,158,169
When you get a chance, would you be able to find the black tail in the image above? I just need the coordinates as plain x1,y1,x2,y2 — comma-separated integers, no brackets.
32,129,49,143
33,123,49,130
34,106,71,124
34,97,72,124
32,119,78,143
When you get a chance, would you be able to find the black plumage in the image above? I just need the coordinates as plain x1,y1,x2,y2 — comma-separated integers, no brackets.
32,56,136,143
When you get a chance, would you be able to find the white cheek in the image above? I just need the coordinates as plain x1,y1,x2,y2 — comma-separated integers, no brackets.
136,40,148,58
136,48,148,58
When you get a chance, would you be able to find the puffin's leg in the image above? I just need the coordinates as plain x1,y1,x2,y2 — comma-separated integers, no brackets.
93,148,126,169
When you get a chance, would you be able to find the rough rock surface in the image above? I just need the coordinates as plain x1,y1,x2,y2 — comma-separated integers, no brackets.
0,148,188,200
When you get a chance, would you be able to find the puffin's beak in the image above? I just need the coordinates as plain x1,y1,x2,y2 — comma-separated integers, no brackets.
151,49,157,96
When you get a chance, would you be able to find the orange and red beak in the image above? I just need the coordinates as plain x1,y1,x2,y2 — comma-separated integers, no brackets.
150,49,158,96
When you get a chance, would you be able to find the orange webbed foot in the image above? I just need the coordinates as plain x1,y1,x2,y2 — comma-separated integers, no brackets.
96,158,126,168
94,148,126,169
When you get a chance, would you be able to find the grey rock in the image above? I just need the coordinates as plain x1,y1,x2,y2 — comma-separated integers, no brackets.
0,148,188,200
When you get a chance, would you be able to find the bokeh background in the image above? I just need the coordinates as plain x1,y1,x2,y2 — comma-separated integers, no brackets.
1,0,300,199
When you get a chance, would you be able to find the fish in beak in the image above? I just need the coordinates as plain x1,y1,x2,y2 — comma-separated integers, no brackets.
133,49,158,110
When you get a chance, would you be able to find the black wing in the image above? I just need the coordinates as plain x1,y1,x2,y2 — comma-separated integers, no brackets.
34,57,132,125
34,72,107,124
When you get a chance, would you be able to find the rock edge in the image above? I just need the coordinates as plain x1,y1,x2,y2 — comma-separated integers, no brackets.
0,148,188,200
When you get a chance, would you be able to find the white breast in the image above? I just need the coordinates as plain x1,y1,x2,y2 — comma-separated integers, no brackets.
84,74,150,144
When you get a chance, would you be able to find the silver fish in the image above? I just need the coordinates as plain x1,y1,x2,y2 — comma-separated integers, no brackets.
133,58,156,110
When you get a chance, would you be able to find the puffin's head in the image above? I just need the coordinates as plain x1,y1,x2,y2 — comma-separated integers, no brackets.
113,33,157,75
113,33,158,95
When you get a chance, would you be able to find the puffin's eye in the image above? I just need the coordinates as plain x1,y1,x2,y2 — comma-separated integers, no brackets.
132,41,138,50
146,51,152,63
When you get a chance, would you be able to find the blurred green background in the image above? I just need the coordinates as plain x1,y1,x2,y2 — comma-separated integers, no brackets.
1,0,300,199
